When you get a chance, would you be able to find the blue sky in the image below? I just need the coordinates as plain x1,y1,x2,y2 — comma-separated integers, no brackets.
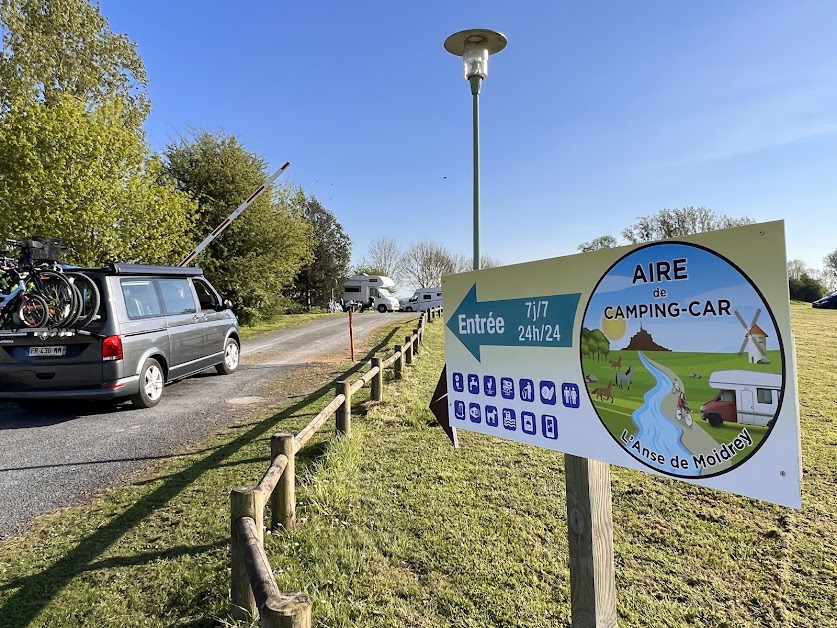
99,1,837,274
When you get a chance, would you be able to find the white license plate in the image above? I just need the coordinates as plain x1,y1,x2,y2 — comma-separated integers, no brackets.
29,346,67,357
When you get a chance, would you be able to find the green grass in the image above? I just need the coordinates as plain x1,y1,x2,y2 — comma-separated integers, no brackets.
583,350,778,446
1,304,836,627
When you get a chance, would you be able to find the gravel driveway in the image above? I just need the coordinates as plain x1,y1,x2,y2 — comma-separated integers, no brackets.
0,312,415,540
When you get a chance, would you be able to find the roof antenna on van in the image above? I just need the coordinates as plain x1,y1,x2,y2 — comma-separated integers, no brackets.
177,161,291,267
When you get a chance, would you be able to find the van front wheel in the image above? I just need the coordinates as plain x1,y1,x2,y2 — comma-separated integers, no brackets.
707,413,723,428
216,338,240,374
130,358,164,408
377,304,387,313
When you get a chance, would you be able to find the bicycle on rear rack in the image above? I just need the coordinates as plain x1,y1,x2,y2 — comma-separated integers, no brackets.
0,268,49,328
3,237,101,330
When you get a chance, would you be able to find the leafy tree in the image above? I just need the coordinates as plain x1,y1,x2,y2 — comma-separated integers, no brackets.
580,327,610,361
578,235,618,252
289,196,351,308
164,130,314,323
0,0,148,125
0,95,194,265
622,206,754,244
788,273,826,303
352,264,388,277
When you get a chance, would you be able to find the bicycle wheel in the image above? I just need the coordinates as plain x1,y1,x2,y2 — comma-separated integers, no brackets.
30,270,77,328
17,293,49,327
65,272,101,328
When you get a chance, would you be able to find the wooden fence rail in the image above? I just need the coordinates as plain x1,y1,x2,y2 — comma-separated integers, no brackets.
229,307,443,626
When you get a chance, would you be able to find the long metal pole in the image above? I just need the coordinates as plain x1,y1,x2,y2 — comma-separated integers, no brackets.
178,161,291,267
470,76,482,271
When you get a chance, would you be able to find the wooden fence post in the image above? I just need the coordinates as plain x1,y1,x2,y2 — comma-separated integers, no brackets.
271,433,296,531
394,344,403,379
336,380,351,436
371,356,383,401
230,485,263,621
413,328,420,356
263,594,313,627
404,335,413,365
564,454,617,627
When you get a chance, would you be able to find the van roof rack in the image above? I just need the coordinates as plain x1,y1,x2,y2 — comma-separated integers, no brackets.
100,263,204,277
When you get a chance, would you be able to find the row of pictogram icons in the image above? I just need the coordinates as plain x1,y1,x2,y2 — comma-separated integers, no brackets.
452,372,581,408
451,401,559,439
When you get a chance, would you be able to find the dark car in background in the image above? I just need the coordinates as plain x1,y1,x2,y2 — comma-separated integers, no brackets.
0,264,240,409
812,291,837,309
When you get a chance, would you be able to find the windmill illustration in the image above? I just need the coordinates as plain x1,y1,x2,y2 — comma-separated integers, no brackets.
735,309,770,364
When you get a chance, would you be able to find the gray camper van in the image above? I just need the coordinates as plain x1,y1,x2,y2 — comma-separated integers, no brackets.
0,264,240,409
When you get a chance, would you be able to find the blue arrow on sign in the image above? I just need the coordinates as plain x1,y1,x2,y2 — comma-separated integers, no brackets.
446,283,582,361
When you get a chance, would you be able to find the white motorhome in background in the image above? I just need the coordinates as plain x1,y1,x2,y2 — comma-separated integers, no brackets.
700,370,782,428
400,287,442,312
340,275,400,313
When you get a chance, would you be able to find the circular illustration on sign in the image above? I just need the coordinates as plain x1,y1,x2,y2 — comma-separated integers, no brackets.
580,242,784,479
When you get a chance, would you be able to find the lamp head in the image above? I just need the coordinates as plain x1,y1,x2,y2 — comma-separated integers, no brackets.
444,29,507,80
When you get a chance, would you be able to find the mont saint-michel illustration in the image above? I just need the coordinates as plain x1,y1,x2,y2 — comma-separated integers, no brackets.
580,242,783,479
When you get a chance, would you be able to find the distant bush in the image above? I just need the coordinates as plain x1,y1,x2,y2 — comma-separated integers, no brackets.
789,273,826,302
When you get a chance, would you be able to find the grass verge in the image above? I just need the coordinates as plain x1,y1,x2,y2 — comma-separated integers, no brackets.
2,304,836,627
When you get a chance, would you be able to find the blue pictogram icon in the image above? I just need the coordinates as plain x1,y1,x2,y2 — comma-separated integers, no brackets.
454,400,465,420
485,405,499,427
539,380,557,405
500,377,515,400
483,375,497,397
521,411,537,435
452,372,464,393
520,379,535,402
562,383,581,408
542,414,558,440
468,403,482,423
468,374,480,395
502,408,516,430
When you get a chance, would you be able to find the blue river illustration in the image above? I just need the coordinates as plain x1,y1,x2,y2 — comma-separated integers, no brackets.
629,352,702,476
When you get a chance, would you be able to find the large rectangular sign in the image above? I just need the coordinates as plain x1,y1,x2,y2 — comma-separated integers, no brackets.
443,221,801,508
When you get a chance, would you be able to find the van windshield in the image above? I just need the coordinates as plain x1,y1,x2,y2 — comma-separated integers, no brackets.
377,288,393,298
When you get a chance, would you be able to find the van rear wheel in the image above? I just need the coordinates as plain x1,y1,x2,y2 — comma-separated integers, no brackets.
216,338,240,374
130,358,164,408
707,413,723,428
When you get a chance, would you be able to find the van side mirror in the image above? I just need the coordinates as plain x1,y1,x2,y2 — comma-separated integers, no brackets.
219,299,233,310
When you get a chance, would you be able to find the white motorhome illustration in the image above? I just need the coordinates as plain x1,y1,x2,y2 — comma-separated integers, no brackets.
700,370,781,428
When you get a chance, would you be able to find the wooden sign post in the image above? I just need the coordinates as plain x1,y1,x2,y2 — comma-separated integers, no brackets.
564,454,617,627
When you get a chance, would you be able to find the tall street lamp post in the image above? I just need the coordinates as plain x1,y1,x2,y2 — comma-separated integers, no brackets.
444,29,507,271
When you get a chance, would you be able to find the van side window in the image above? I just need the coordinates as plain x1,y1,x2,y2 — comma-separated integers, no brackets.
757,388,773,404
344,286,361,294
121,279,163,319
192,278,218,311
719,391,734,402
423,294,431,300
157,278,197,315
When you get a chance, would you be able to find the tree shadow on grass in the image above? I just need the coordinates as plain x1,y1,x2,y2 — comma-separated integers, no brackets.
0,325,407,627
